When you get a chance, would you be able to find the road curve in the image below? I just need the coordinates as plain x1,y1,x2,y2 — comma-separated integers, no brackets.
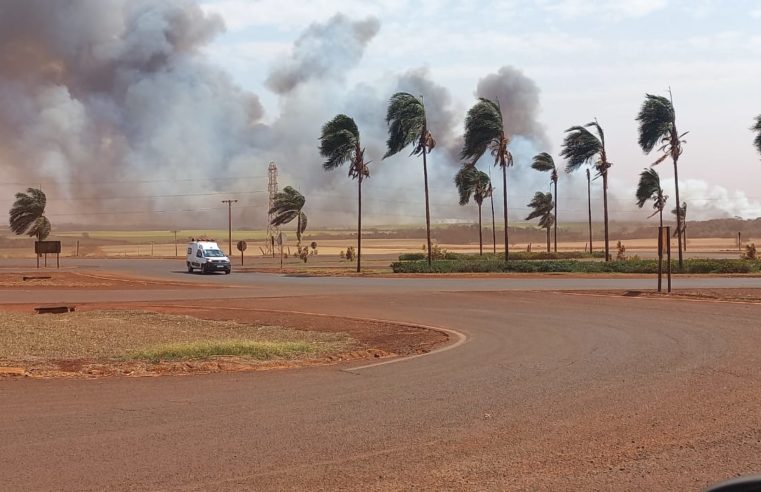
1,260,761,490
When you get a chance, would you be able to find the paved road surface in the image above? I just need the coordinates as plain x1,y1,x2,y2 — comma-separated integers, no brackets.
1,259,760,490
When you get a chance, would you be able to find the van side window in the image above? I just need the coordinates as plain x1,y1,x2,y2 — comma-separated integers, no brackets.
196,250,203,258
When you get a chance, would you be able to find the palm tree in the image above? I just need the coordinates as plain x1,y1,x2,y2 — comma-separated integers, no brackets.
531,152,559,252
635,168,668,227
384,92,436,265
561,120,612,261
455,166,491,255
461,98,513,261
9,188,51,241
753,115,761,155
525,192,554,252
318,114,369,272
636,91,688,268
672,202,687,251
269,186,307,251
586,168,593,252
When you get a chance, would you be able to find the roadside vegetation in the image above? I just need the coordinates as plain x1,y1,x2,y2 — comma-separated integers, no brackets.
391,258,761,274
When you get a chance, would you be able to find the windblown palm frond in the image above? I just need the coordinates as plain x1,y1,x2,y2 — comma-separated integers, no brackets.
9,188,51,239
525,192,554,229
269,186,306,227
531,152,557,182
383,92,434,158
560,124,603,173
753,115,761,155
319,114,361,172
635,168,668,217
461,98,511,167
671,201,687,236
636,94,674,153
454,166,490,206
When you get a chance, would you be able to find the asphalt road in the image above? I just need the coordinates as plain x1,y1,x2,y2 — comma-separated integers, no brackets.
2,259,761,490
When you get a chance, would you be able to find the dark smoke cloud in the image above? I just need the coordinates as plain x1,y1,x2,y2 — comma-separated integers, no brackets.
265,14,380,95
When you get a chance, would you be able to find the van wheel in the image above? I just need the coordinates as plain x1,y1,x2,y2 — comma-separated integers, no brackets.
187,262,193,273
225,269,231,275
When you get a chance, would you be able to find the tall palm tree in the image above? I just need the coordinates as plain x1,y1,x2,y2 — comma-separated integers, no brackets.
9,188,51,241
586,168,593,253
561,120,612,261
525,191,554,253
461,98,513,261
455,166,491,255
269,186,307,251
384,92,436,265
318,114,369,273
635,168,668,227
753,115,761,155
671,202,687,251
531,152,559,252
636,91,688,267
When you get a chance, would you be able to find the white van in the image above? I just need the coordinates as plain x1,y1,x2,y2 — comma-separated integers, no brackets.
186,241,231,274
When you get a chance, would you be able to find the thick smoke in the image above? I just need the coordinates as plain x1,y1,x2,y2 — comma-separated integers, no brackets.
265,14,380,95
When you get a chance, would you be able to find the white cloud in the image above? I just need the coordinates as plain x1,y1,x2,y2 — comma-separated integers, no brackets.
538,0,668,20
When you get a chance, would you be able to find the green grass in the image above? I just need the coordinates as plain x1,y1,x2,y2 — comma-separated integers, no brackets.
128,340,316,363
391,258,761,274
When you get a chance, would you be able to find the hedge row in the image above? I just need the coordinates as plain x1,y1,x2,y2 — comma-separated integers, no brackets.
398,251,606,262
391,258,761,274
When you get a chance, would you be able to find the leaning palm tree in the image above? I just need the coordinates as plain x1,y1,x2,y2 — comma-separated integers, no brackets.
525,191,555,253
531,152,559,252
269,186,307,251
671,202,687,251
9,188,51,241
561,120,612,261
318,114,369,272
384,92,436,265
635,168,668,227
636,91,688,267
461,98,513,261
455,166,491,255
753,115,761,156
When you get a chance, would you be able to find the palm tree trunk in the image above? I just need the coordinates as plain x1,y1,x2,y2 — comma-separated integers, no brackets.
546,226,550,253
357,171,362,273
297,213,301,252
490,193,496,254
602,171,610,261
502,165,509,261
422,148,432,266
587,170,593,253
659,207,663,228
478,204,483,256
673,155,683,267
553,179,558,253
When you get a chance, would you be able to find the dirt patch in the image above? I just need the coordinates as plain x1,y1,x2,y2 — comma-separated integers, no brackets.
0,304,448,378
562,288,761,304
0,271,205,289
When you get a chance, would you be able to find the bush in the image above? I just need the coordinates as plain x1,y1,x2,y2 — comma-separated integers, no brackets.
390,258,761,274
397,250,606,262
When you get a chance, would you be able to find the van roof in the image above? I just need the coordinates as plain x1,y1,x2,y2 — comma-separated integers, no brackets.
188,241,221,248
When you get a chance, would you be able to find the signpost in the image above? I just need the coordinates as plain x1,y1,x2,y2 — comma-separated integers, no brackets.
236,240,247,266
657,226,672,293
35,241,62,269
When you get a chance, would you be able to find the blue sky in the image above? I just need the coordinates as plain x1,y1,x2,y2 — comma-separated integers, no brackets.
199,0,761,220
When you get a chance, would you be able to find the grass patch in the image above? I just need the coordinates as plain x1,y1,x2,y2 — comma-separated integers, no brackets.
391,258,761,274
398,251,605,261
128,340,316,363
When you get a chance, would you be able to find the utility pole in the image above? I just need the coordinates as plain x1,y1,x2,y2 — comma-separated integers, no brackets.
221,200,238,255
170,230,178,257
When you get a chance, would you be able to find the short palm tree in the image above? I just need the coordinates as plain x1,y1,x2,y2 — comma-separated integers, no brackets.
560,120,612,261
461,98,513,261
269,186,307,251
525,192,555,253
635,168,668,227
672,202,687,250
753,115,761,155
9,188,51,241
318,114,369,272
531,152,559,252
455,166,491,255
384,92,436,265
636,91,688,267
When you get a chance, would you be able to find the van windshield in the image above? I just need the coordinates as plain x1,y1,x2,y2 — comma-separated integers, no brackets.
204,249,226,257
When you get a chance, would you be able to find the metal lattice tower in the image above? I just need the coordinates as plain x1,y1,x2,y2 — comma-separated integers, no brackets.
264,162,279,255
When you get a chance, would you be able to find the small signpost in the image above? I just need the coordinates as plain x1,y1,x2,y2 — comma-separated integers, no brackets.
35,241,62,269
657,226,672,293
236,240,247,266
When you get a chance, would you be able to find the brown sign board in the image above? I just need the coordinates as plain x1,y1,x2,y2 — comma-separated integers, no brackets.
237,240,247,252
35,241,61,254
